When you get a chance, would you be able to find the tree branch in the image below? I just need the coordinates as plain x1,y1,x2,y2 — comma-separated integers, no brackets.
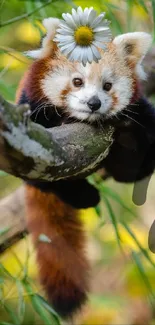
0,0,53,28
0,187,26,253
0,95,114,181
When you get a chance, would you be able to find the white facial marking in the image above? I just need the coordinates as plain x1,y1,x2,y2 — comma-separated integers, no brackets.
40,32,152,122
42,66,71,105
41,61,133,122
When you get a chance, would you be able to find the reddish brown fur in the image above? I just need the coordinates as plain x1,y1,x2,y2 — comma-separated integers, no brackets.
16,59,49,103
25,185,89,317
61,85,71,103
16,66,89,317
111,93,118,110
130,72,141,103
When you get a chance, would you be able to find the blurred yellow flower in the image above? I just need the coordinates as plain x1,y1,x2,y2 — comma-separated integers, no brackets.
99,223,147,250
1,236,37,278
15,21,41,44
133,4,148,19
79,208,99,231
0,52,29,70
75,1,101,11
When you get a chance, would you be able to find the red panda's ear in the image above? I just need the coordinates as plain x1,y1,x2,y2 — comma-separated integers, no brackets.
113,32,152,64
25,18,60,59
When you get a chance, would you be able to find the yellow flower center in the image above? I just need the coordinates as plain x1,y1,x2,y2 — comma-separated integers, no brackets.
75,26,94,46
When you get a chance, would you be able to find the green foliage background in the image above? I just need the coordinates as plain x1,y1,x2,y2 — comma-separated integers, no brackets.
0,1,155,324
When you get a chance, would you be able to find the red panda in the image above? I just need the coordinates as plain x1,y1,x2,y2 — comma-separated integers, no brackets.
16,17,154,318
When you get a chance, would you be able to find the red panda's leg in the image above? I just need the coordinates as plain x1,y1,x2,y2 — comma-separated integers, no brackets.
25,184,89,318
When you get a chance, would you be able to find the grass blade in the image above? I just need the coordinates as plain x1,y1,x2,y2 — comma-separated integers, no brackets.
101,195,122,250
16,280,25,323
3,303,20,324
23,280,61,325
151,0,155,40
132,251,155,300
100,185,136,218
0,264,16,280
36,294,61,325
137,0,149,12
121,221,155,267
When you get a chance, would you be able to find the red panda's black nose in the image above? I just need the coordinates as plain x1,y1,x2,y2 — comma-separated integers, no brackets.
87,96,101,111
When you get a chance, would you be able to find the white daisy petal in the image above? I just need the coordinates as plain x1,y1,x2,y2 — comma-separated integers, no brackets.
81,11,86,26
57,28,74,35
85,7,94,24
91,44,101,60
93,40,107,50
76,6,83,24
95,21,110,29
87,9,97,26
91,54,98,63
86,46,93,63
94,34,111,42
62,13,77,29
72,46,82,61
83,7,89,20
94,26,110,33
72,8,80,26
55,6,112,65
58,39,74,47
60,42,76,55
90,13,105,28
95,30,111,36
59,21,73,31
68,48,78,61
80,46,88,66
55,35,74,42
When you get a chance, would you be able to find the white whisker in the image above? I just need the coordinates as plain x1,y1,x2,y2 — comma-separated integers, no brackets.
120,112,144,128
54,105,62,117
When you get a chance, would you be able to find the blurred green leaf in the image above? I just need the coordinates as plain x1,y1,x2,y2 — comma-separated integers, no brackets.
104,1,123,11
0,323,15,325
64,0,77,8
132,251,155,299
121,221,155,267
100,185,136,218
137,0,149,12
23,280,61,325
3,303,20,324
35,295,61,325
16,280,25,323
151,0,155,38
106,7,123,34
126,0,133,31
101,195,122,250
0,264,16,280
0,80,16,101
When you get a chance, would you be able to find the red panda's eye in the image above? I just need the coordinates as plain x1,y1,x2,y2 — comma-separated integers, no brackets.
73,78,83,87
103,82,112,91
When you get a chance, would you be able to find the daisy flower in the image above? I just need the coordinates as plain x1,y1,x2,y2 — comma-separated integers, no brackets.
54,6,112,66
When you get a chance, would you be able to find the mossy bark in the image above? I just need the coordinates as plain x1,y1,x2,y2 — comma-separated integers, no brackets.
0,95,114,181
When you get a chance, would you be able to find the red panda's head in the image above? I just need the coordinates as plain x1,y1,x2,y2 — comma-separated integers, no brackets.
26,18,152,123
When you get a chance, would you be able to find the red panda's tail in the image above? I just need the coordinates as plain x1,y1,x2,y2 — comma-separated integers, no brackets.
25,184,89,318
